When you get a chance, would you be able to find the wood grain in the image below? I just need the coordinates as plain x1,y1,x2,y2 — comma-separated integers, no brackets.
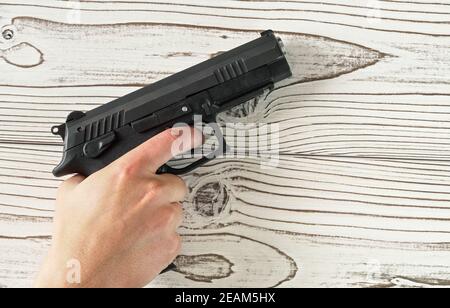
0,145,449,287
0,17,384,87
0,0,449,288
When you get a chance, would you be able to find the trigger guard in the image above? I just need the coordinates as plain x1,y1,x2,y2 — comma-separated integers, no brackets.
157,157,212,175
157,122,228,175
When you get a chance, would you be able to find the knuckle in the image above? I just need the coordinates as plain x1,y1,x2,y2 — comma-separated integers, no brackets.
165,174,188,196
160,206,179,226
163,205,183,228
144,179,165,200
114,162,135,183
150,178,165,193
176,177,188,194
147,205,180,233
174,174,187,188
173,203,184,220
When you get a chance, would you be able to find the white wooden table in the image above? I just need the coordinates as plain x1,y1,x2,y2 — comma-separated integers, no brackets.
0,0,449,288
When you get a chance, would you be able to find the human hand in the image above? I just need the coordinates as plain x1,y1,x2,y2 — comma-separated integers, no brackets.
35,127,203,288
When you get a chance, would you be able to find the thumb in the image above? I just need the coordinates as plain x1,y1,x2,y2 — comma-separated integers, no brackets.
57,174,85,198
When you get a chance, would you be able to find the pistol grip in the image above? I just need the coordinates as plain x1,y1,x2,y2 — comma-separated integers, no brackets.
156,124,228,275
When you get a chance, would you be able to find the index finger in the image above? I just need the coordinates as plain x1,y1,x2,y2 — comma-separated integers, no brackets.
114,126,203,175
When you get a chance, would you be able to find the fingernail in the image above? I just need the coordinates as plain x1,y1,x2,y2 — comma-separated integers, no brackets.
171,128,184,138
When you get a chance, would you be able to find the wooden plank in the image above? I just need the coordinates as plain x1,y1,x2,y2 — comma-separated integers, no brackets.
0,17,384,87
0,6,448,158
1,145,450,241
3,93,450,159
0,145,449,287
2,229,450,288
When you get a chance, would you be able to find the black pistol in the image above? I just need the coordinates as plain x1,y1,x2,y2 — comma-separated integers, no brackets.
52,30,292,178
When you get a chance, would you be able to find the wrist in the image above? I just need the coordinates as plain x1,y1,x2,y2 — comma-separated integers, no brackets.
34,249,80,288
34,265,70,288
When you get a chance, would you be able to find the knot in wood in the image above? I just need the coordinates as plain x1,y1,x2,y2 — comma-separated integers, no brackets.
2,29,14,40
193,182,229,218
